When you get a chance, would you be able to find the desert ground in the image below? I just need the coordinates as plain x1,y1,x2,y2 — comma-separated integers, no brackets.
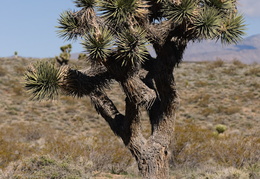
0,57,259,178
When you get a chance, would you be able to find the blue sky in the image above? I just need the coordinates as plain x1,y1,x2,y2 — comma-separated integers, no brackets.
0,0,259,58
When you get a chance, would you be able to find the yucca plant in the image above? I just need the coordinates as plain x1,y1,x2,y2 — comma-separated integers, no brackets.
25,61,63,100
25,0,245,178
55,44,72,65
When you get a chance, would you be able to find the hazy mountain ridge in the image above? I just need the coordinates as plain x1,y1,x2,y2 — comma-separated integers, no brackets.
183,34,260,64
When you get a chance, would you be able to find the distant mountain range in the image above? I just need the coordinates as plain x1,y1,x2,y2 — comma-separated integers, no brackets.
72,34,260,64
183,34,260,64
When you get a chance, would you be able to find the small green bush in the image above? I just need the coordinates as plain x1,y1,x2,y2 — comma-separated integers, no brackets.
215,124,227,134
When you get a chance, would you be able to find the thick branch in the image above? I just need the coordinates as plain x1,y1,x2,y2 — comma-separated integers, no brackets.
120,75,157,109
60,65,113,97
90,90,125,136
122,98,146,145
147,39,181,136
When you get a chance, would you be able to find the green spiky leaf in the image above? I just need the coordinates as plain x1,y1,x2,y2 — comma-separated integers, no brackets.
82,28,114,62
56,11,81,40
163,0,196,24
193,7,222,39
219,14,246,44
25,61,63,100
99,0,149,26
115,27,149,66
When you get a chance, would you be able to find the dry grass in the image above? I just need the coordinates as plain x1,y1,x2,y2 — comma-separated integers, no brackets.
207,58,224,69
0,57,259,178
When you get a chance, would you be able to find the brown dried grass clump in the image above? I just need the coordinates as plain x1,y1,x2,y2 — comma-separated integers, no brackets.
208,58,225,68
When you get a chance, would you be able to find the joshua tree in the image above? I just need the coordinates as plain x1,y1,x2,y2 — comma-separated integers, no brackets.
25,0,245,178
55,44,72,65
78,53,87,60
14,51,18,58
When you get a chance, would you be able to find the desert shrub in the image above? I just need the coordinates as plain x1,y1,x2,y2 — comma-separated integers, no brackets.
201,107,215,117
12,83,25,96
249,82,260,89
60,95,77,105
216,105,241,115
14,66,26,75
212,136,260,168
170,124,215,168
170,124,260,170
194,81,209,87
215,124,227,134
0,135,36,169
188,93,211,107
209,58,224,68
1,155,88,179
174,166,254,179
232,59,246,68
245,67,260,77
1,122,51,142
43,134,91,162
0,123,55,168
0,64,8,76
89,130,134,174
222,66,237,75
43,129,134,175
0,122,133,174
208,73,216,80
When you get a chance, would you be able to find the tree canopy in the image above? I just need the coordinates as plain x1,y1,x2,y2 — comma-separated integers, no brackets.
57,0,245,60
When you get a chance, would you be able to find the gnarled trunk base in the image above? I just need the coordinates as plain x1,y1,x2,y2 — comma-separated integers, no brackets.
132,144,170,179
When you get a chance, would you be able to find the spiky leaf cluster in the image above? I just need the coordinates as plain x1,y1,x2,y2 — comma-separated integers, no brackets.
99,0,149,27
220,14,245,44
82,28,113,62
74,0,96,8
193,7,222,39
57,11,81,40
204,0,237,13
55,0,246,66
115,28,149,66
160,0,245,43
163,0,196,24
25,61,64,100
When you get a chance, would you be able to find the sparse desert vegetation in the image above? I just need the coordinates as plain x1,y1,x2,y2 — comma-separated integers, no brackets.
0,57,259,178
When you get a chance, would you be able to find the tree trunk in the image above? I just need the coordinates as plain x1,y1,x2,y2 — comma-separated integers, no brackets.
121,97,175,179
121,69,177,178
128,138,171,179
59,36,183,179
